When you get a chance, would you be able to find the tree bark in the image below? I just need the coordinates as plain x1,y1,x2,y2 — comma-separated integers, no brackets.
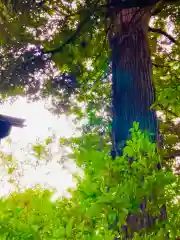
110,7,157,154
108,6,167,238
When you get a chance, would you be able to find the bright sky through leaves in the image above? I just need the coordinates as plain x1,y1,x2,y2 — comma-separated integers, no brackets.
0,97,80,200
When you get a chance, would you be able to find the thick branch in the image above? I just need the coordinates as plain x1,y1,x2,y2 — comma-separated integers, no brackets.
104,0,159,10
149,27,177,44
0,114,26,127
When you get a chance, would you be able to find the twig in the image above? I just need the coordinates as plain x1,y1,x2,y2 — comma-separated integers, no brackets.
165,150,180,160
152,63,165,68
157,104,179,118
43,16,90,56
152,62,172,69
151,0,165,16
148,27,177,44
43,0,101,56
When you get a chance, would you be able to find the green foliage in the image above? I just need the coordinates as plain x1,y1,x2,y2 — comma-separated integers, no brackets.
31,137,54,161
0,124,179,239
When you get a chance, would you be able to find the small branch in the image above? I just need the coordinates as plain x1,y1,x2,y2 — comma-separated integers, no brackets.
165,150,180,160
43,0,101,56
164,120,180,138
43,16,90,56
152,62,172,69
148,27,177,44
102,0,159,10
151,0,165,16
157,104,179,118
0,114,26,128
152,63,165,68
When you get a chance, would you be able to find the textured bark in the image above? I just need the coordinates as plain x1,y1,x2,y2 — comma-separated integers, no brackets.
109,7,167,238
110,7,157,155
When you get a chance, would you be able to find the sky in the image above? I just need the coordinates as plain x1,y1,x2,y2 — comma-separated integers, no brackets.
0,97,81,200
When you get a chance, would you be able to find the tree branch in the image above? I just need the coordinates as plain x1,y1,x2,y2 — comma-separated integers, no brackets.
148,27,177,44
165,150,180,160
42,0,101,56
152,62,172,69
151,0,165,16
152,63,165,68
102,0,159,10
0,114,26,127
43,16,90,56
157,104,179,118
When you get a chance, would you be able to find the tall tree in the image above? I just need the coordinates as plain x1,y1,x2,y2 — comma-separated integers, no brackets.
0,0,180,238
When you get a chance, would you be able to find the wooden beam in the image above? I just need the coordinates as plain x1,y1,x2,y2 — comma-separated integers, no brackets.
0,114,26,128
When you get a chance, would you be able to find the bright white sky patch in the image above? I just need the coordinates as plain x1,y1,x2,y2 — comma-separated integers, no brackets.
0,97,82,199
0,97,75,143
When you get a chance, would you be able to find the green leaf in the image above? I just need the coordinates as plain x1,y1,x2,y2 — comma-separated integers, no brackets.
133,121,140,131
45,137,53,145
8,167,15,174
123,146,134,157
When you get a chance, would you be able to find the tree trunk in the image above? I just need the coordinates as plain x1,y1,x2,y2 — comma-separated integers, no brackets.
110,7,157,154
108,6,167,238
